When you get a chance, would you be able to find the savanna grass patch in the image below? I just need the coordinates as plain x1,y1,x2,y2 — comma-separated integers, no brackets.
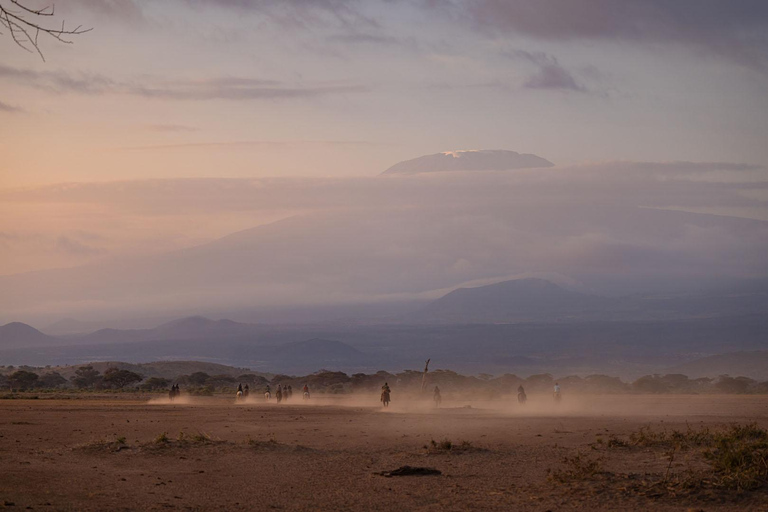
562,423,768,499
245,436,313,452
548,452,605,483
424,438,483,454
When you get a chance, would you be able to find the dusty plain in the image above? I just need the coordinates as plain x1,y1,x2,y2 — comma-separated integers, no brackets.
1,393,768,511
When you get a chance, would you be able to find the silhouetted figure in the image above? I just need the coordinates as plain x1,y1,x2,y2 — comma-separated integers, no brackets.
381,382,391,407
276,385,283,403
433,386,442,407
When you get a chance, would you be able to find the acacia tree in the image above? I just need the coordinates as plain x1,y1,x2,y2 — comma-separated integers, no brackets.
9,370,38,391
102,367,143,389
71,365,101,389
38,371,67,388
0,0,89,60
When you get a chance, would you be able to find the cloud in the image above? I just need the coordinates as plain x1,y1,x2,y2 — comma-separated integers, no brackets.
524,64,582,91
509,50,586,91
183,0,377,30
454,0,768,69
60,0,145,25
128,81,368,101
54,236,103,256
3,160,765,216
120,139,374,151
0,99,23,113
326,31,403,46
0,64,114,95
0,64,369,101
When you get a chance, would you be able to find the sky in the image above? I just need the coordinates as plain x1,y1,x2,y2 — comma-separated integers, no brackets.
0,0,767,322
1,0,767,187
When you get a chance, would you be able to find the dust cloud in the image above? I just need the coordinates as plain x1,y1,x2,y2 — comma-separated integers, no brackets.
149,391,738,419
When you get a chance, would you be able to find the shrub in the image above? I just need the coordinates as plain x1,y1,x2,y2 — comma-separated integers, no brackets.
706,423,768,491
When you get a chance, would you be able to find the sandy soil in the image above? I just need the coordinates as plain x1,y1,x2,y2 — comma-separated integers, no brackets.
1,393,767,511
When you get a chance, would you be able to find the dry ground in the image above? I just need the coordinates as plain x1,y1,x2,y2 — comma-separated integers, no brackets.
1,393,767,511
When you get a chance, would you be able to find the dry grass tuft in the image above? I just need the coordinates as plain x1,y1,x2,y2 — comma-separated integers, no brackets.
548,452,604,482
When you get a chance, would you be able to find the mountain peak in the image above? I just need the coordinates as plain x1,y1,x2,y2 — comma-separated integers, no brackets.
0,322,58,348
381,149,554,175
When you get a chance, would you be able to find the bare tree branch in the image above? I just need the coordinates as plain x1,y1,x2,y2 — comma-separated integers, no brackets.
0,0,90,61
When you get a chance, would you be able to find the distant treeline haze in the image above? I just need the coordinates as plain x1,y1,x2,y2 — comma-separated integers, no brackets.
1,366,765,396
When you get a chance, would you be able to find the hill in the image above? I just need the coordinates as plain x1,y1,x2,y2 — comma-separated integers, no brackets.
409,277,768,324
0,322,59,349
381,149,554,175
42,316,172,336
411,278,617,323
71,316,262,345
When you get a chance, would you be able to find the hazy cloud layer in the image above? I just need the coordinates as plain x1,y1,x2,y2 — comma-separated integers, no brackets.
1,161,766,322
4,161,764,214
0,99,22,112
121,139,374,151
0,64,368,101
458,0,768,69
172,0,768,70
184,0,376,29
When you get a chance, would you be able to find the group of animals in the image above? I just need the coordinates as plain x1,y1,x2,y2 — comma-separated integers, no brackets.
257,384,311,403
235,383,251,400
168,382,563,407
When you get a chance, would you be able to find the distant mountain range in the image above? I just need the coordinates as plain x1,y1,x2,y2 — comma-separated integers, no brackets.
68,316,263,345
0,320,371,375
381,149,554,175
43,316,173,336
411,278,609,323
409,278,768,324
2,278,768,376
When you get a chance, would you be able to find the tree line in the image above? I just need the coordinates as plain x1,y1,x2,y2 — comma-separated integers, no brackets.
1,365,767,395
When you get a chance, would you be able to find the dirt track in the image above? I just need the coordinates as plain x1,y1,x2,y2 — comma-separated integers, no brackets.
1,393,767,511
